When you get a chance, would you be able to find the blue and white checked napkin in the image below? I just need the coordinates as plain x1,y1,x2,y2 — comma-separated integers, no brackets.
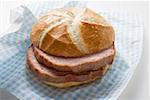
0,1,143,100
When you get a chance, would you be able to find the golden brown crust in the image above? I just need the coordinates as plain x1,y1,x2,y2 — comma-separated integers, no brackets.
80,21,115,54
80,8,115,54
30,7,115,57
30,21,47,46
39,22,83,57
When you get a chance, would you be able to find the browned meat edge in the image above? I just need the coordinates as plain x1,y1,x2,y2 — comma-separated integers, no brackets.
26,47,110,83
33,45,115,73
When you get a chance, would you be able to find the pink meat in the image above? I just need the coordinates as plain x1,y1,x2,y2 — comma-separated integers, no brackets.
26,47,109,83
33,45,115,73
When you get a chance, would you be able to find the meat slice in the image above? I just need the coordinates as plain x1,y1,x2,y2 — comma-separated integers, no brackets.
26,47,110,83
33,45,115,73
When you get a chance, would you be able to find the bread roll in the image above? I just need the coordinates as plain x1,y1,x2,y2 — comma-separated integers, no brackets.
30,7,115,57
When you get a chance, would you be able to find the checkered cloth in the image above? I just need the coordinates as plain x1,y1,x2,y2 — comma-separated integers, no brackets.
0,1,143,100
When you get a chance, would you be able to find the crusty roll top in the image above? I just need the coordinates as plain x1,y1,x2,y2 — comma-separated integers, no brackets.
30,7,115,57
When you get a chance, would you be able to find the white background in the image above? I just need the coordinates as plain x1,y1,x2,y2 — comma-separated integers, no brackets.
0,0,149,100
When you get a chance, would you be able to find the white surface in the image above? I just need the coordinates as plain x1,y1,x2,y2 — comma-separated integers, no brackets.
0,1,149,100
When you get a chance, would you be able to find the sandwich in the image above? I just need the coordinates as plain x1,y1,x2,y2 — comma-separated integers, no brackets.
26,7,115,88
